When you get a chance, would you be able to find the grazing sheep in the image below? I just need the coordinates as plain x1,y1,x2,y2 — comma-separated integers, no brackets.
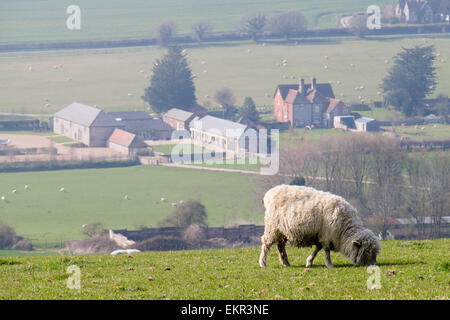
24,185,30,190
124,195,130,200
59,187,65,192
259,185,380,268
179,200,184,204
1,196,5,201
11,190,16,194
161,197,166,202
421,127,426,130
171,202,178,207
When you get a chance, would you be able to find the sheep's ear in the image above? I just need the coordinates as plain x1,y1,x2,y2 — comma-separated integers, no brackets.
353,240,362,247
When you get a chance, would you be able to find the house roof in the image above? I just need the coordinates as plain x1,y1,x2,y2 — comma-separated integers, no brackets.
54,102,119,127
285,89,310,104
164,108,194,121
305,89,329,104
108,129,147,148
326,98,345,113
190,115,248,139
108,111,152,121
275,83,335,100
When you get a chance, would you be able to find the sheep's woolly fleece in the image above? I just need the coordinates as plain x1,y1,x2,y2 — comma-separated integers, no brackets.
260,185,380,266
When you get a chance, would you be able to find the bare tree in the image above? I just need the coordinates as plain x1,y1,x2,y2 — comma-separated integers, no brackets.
269,11,307,40
239,12,267,41
191,21,211,43
348,14,368,38
155,20,176,47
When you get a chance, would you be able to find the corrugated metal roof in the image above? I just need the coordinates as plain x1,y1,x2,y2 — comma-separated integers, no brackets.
164,108,194,121
108,111,152,121
355,117,375,123
190,115,248,139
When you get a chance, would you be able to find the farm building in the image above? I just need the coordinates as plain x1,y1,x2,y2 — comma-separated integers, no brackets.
107,128,151,156
334,116,356,130
190,115,257,157
53,102,123,147
108,111,173,140
273,77,349,128
355,117,379,131
163,108,196,130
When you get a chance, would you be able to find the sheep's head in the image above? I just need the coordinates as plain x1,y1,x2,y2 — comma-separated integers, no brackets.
349,229,381,266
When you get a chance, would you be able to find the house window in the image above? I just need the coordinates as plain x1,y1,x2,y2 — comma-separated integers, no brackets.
315,105,320,113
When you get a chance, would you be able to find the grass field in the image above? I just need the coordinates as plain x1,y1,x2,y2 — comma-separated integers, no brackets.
0,239,448,299
0,0,396,43
0,165,260,246
381,123,450,141
1,34,449,115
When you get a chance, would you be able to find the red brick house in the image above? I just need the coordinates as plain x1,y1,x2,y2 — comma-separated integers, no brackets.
273,77,349,128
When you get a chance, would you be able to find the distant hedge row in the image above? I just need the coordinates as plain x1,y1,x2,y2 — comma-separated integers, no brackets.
1,23,448,52
0,159,139,173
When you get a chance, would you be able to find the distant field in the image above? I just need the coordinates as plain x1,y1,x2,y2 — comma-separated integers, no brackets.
1,34,449,115
0,0,396,43
0,166,260,246
0,239,448,299
381,123,450,141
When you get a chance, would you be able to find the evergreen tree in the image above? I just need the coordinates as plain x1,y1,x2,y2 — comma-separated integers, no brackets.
239,97,260,124
380,45,437,117
142,47,196,114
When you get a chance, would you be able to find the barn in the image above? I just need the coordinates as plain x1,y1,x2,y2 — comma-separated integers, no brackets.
53,102,122,147
107,128,151,156
163,108,196,130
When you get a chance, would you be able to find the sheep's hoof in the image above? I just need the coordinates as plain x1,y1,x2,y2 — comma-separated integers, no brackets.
259,260,267,268
281,260,290,267
305,261,312,268
326,263,334,268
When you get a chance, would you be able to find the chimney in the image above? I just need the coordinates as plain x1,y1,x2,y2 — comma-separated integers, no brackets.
311,77,317,90
299,77,305,94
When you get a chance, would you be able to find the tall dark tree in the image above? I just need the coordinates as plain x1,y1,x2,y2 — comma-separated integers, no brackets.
380,45,437,116
238,97,260,124
155,20,176,47
142,47,196,114
239,12,267,41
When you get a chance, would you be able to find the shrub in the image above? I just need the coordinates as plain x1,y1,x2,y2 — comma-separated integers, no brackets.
290,176,306,186
11,239,33,251
0,222,24,249
183,225,207,242
82,222,107,238
158,200,207,228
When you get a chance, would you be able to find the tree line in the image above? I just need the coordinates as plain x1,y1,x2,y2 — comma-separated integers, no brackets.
257,134,449,239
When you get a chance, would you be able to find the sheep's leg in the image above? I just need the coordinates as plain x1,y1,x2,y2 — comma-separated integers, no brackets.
306,244,322,267
259,234,275,268
325,249,334,268
277,237,290,266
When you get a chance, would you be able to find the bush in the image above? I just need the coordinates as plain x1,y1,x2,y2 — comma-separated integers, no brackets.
82,222,107,237
0,222,31,250
290,176,306,186
158,200,207,228
183,225,207,243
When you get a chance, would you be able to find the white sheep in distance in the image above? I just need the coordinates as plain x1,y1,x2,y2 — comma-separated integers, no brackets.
1,196,5,201
259,185,380,268
24,185,30,190
11,190,16,194
124,195,130,200
171,202,178,207
59,187,65,192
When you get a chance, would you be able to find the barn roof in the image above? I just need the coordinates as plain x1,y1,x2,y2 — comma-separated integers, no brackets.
108,129,147,148
190,115,248,139
164,108,194,121
54,102,119,127
108,111,152,121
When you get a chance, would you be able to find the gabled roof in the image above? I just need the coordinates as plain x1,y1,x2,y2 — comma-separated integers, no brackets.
164,108,194,121
190,115,248,139
326,98,346,113
108,129,147,148
275,83,335,100
305,89,329,104
125,119,174,131
108,111,152,121
54,102,119,127
285,89,310,104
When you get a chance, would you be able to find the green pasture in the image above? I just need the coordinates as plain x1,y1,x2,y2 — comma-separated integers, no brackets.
1,34,449,116
0,239,448,299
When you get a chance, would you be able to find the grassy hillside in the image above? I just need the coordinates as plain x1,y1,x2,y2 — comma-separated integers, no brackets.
0,0,396,43
1,34,449,115
0,239,448,299
0,166,260,246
